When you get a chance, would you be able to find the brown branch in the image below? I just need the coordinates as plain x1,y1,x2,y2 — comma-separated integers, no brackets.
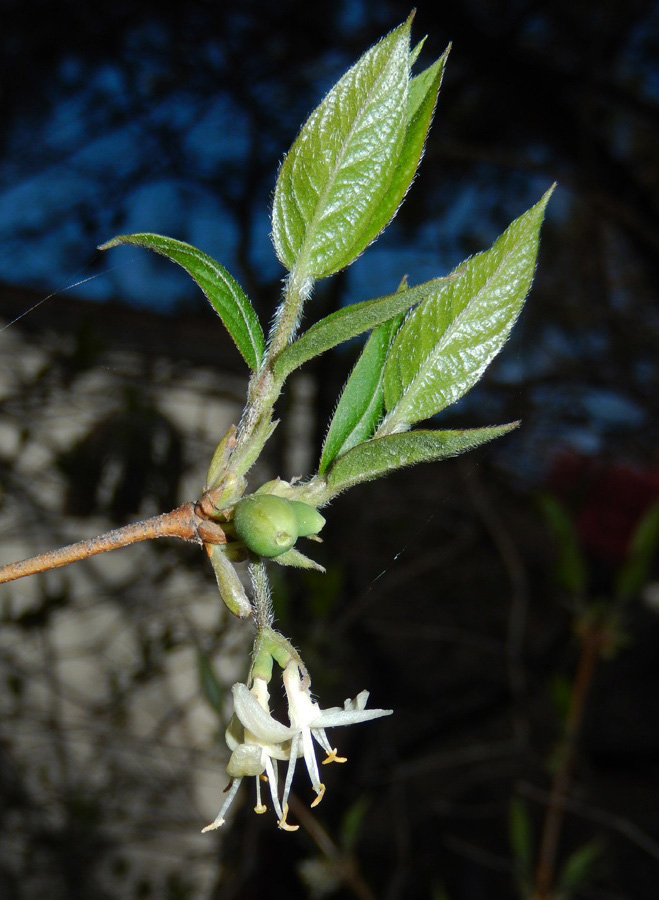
531,621,604,900
520,782,659,864
0,501,227,585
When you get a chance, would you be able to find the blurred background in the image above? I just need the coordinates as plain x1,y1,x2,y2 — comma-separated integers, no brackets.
1,0,659,897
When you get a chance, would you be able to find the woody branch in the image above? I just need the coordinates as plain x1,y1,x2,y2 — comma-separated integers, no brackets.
0,499,227,585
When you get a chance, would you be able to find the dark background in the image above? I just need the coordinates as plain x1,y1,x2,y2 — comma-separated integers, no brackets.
1,1,659,898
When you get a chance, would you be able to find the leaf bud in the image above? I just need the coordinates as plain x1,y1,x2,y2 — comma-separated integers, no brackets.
233,494,299,558
207,543,252,617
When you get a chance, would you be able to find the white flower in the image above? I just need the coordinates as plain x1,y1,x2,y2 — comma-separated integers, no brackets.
201,676,290,833
203,661,393,832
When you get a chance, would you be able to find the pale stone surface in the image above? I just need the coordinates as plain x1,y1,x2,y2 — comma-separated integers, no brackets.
0,303,275,896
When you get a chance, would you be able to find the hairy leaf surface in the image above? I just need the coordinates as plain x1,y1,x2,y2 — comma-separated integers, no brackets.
325,424,518,495
100,233,265,370
272,275,455,381
383,188,553,430
319,314,402,474
271,20,411,279
364,47,449,246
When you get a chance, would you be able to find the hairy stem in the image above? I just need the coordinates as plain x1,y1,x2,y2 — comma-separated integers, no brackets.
220,268,311,482
267,266,312,360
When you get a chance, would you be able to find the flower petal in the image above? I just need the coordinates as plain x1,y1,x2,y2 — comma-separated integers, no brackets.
310,706,393,728
346,690,370,711
232,683,295,743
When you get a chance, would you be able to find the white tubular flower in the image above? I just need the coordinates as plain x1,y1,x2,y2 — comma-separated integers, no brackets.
230,661,393,830
201,676,290,833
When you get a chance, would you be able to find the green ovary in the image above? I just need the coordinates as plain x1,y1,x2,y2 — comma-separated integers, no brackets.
233,495,299,558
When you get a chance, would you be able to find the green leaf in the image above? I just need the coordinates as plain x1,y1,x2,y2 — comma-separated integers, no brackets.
272,275,454,381
340,796,370,851
550,673,572,722
383,188,554,430
99,233,265,370
363,47,449,248
509,798,533,882
537,493,588,599
557,839,603,893
319,313,403,475
197,651,223,714
272,547,326,573
271,20,411,279
616,500,659,601
409,37,427,67
325,423,518,496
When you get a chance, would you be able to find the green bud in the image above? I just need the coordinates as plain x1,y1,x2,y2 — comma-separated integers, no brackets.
289,501,326,537
207,543,252,618
233,494,298,558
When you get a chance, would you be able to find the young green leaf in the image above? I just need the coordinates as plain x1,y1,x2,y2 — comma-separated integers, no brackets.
324,423,518,496
509,798,533,891
272,547,326,573
340,796,370,851
271,20,411,280
363,47,449,248
272,274,455,381
556,839,603,893
615,500,659,601
409,37,427,67
537,493,588,600
318,313,403,475
197,651,223,714
382,187,554,432
99,233,265,370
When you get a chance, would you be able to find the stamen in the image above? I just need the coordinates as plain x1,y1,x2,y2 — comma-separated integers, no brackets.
202,777,242,832
322,748,347,764
313,727,334,755
254,773,266,813
310,783,326,807
281,732,301,814
278,803,300,832
264,756,284,821
302,728,322,793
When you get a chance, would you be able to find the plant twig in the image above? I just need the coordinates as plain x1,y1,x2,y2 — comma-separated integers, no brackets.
0,501,227,584
520,782,659,864
532,621,604,900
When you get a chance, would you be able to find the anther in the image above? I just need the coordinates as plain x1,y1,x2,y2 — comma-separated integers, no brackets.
310,783,326,808
278,804,300,832
322,748,347,764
